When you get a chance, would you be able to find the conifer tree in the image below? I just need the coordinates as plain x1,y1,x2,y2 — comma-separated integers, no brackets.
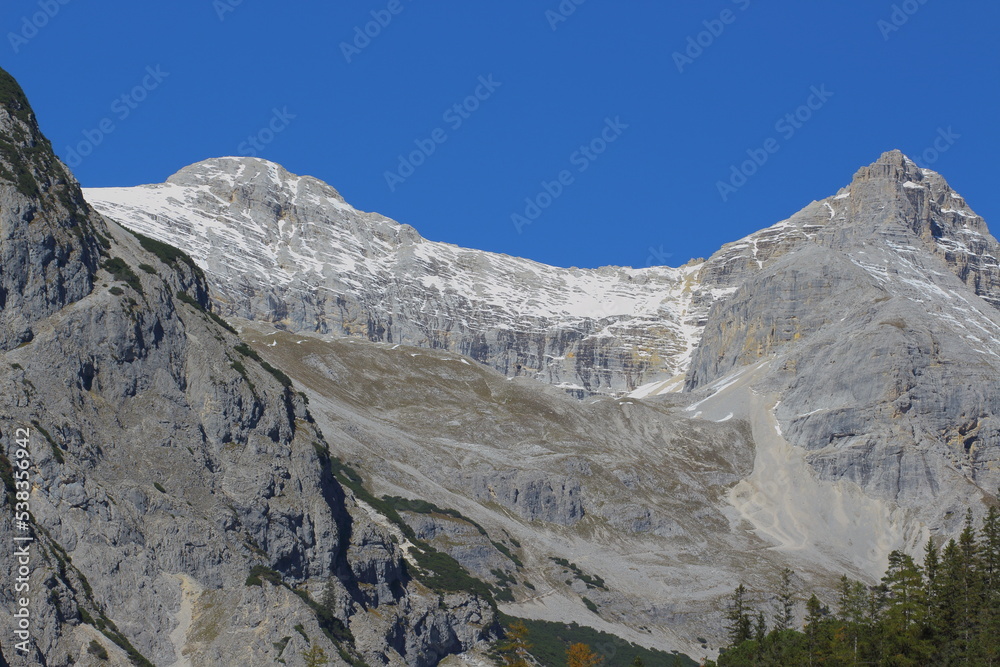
725,585,753,648
498,620,532,667
882,550,930,664
566,642,602,667
773,568,795,632
981,505,1000,664
804,594,827,667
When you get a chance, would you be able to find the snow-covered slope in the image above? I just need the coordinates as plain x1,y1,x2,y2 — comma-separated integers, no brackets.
85,158,706,395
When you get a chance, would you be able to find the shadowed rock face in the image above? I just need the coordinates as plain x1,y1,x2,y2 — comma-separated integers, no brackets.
0,75,99,352
0,68,494,667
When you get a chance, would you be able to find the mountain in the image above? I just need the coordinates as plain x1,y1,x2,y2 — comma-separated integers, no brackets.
6,56,1000,663
83,158,708,397
0,69,495,666
83,147,1000,658
687,152,1000,535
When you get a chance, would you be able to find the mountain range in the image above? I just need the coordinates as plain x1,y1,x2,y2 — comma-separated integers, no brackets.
1,63,998,666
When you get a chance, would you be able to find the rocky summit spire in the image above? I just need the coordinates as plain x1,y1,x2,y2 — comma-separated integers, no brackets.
850,149,923,185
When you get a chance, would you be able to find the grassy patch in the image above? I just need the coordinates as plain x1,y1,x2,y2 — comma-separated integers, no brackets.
0,451,17,508
246,564,282,587
234,342,293,387
208,309,237,333
31,421,64,464
127,228,199,272
87,639,109,660
329,457,496,603
176,291,203,310
550,557,606,590
101,257,142,293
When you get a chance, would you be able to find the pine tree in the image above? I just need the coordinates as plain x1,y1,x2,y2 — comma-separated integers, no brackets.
938,538,966,663
725,585,753,648
302,643,330,667
566,642,602,667
804,594,828,667
866,582,889,664
321,577,337,615
773,568,795,632
982,505,1000,664
958,511,983,663
836,576,867,665
498,620,532,667
881,550,930,664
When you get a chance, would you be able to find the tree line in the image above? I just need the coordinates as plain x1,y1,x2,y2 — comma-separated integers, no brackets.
708,506,1000,666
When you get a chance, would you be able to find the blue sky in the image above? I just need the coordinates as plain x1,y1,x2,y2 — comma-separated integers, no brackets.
2,1,997,269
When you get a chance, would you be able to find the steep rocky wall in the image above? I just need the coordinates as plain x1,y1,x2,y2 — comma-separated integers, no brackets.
0,68,493,667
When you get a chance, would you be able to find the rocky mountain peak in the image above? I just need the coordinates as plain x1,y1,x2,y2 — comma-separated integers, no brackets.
166,156,347,205
850,149,923,186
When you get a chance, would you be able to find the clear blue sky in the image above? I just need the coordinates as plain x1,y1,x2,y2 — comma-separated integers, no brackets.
2,1,997,269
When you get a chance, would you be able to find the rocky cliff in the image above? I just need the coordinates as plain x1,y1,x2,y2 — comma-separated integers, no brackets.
0,68,494,667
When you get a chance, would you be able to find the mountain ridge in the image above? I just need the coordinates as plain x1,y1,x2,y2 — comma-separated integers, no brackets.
83,149,996,399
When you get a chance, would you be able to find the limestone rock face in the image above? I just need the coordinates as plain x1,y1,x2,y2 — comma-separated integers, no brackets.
9,57,1000,663
0,68,493,667
0,78,99,352
687,150,1000,529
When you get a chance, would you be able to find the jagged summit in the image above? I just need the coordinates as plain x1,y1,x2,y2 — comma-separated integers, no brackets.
851,149,923,183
